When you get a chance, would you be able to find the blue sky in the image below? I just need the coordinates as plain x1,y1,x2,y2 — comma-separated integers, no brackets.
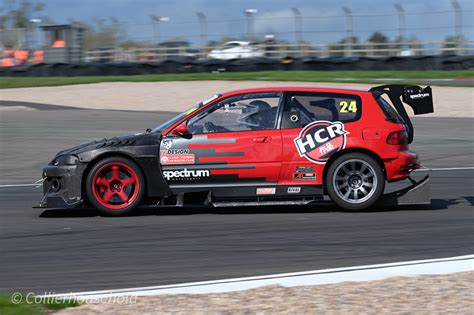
27,0,474,45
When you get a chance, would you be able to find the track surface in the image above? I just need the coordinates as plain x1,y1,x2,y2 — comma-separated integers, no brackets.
0,106,473,293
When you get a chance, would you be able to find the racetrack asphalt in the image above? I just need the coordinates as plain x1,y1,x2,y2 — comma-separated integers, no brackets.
0,104,473,294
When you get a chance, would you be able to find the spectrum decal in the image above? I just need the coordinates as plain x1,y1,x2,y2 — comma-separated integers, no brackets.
163,169,209,180
294,121,349,164
409,93,430,100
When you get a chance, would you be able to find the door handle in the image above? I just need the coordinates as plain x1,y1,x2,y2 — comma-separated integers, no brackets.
253,136,272,143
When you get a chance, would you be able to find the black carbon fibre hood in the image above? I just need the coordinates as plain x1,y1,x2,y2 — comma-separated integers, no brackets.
53,132,161,159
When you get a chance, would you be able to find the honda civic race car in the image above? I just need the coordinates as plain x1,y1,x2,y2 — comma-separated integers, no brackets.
39,85,433,215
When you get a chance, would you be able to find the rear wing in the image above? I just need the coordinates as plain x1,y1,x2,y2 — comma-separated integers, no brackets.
369,85,434,143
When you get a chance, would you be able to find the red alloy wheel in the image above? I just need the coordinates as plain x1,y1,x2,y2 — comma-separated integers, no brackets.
91,162,141,210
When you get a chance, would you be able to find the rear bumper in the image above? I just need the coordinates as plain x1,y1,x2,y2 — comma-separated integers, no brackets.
385,150,420,182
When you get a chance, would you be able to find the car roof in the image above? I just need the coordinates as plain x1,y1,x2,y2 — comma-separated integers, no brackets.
220,86,369,97
223,41,250,45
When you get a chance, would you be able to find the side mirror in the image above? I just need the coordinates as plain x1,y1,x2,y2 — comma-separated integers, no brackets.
172,124,192,139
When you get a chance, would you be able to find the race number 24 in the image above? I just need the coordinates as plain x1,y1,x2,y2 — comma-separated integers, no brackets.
339,100,357,113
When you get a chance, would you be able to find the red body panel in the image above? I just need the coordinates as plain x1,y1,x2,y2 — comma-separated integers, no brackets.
162,87,419,188
189,130,282,183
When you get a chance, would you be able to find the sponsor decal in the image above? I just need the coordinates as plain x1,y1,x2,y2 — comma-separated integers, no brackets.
294,121,349,164
162,139,173,149
295,166,314,173
256,187,276,195
163,168,209,181
185,106,198,115
160,149,195,165
293,165,316,180
292,172,316,180
287,187,301,194
167,149,190,154
202,94,220,105
409,93,430,100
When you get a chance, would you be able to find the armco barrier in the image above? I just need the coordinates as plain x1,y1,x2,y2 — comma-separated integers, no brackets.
0,55,472,77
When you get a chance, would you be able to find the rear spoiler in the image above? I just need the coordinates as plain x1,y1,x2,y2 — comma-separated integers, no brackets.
369,85,434,143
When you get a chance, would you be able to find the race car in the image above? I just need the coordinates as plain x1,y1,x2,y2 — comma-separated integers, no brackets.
39,85,434,215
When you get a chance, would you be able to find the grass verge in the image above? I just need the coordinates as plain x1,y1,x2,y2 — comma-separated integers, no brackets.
0,294,81,315
1,70,473,89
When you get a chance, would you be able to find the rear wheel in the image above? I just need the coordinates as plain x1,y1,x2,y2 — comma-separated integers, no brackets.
86,157,145,216
326,153,384,211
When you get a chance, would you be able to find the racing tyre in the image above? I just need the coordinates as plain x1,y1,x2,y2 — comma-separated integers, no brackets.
326,153,385,211
86,157,145,216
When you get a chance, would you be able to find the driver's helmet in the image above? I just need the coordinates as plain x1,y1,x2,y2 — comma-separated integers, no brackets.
241,100,274,128
248,100,271,112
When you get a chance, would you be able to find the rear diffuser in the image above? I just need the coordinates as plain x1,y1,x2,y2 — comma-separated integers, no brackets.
383,170,430,205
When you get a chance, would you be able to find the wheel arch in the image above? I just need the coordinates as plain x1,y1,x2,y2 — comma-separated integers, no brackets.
322,148,386,193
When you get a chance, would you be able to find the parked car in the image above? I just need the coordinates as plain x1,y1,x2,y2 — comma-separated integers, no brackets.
208,41,264,60
39,85,433,215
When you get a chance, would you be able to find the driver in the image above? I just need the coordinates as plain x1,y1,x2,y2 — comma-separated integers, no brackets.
245,100,275,129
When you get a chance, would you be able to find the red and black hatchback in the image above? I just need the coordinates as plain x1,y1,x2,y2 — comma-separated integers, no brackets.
40,84,433,215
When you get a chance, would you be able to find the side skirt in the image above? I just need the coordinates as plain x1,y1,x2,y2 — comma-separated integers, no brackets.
168,184,324,206
212,199,317,207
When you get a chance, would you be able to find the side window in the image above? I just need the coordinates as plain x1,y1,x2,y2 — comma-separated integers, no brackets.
187,93,281,134
281,92,361,129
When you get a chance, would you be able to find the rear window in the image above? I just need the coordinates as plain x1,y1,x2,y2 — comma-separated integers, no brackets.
281,92,361,129
376,95,405,124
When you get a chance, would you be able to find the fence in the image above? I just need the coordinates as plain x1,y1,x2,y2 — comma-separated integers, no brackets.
1,54,472,77
0,29,27,49
83,41,474,63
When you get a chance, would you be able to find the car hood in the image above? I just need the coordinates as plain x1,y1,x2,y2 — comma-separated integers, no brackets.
54,132,161,158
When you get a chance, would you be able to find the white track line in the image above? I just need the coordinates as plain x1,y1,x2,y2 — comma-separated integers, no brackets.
425,167,474,171
0,183,36,188
44,254,474,298
1,167,473,189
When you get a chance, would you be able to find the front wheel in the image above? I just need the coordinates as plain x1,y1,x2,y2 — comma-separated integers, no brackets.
86,157,145,216
326,153,385,211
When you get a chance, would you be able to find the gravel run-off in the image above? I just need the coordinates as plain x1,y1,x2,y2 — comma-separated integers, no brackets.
1,81,473,118
57,272,474,314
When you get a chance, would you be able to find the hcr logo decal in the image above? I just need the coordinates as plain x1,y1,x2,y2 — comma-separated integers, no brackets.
294,121,349,164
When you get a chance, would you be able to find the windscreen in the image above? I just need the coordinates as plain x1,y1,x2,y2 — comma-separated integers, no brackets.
151,94,221,133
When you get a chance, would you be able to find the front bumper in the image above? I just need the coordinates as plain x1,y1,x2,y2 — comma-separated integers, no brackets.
39,164,85,208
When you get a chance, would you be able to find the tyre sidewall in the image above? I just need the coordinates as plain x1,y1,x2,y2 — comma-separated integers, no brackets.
325,153,385,211
86,156,145,216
